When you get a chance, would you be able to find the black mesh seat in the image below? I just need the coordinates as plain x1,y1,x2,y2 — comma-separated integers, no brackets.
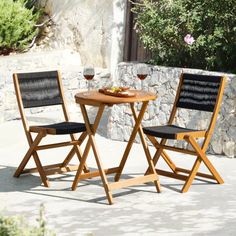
143,125,205,140
30,122,87,135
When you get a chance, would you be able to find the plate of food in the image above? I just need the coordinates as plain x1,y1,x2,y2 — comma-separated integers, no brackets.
98,87,135,97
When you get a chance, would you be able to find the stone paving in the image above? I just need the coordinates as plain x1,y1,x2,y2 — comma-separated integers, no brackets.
0,120,236,236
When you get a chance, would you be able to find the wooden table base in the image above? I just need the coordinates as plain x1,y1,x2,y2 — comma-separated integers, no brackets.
72,91,161,204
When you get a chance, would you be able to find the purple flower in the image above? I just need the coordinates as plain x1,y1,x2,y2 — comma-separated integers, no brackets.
184,34,195,45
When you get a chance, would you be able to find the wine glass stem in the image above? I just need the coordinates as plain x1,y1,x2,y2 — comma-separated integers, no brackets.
88,80,91,92
141,80,144,90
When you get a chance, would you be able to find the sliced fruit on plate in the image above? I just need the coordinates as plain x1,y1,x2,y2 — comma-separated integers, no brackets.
98,87,135,97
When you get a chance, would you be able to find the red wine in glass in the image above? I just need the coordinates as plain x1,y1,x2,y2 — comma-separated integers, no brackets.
136,64,149,90
84,75,94,81
137,74,148,80
83,66,95,94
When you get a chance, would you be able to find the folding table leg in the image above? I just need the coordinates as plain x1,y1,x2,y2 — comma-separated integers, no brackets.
72,105,104,190
72,104,113,204
114,102,148,182
130,103,161,192
89,134,113,204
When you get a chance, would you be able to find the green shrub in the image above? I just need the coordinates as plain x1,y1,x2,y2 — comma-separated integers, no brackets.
0,204,55,236
132,0,236,73
0,0,42,55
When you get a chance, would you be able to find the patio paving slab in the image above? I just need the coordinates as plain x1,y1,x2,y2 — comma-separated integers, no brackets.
0,120,236,236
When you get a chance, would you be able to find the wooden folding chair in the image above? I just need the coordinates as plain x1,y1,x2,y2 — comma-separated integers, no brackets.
13,70,90,187
144,73,226,192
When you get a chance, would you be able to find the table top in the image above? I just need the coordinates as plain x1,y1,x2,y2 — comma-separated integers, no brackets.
74,90,157,106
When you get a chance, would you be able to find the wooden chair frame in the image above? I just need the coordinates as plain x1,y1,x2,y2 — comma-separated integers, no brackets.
146,73,226,193
13,71,89,187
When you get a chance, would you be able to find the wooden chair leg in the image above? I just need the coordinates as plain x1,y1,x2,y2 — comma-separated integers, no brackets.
62,132,87,166
68,133,90,173
14,131,45,177
160,151,177,172
185,135,224,184
181,157,201,193
145,136,177,175
62,146,89,173
61,132,89,172
71,138,91,190
152,141,167,166
32,152,50,187
74,145,90,173
61,146,76,167
14,131,50,187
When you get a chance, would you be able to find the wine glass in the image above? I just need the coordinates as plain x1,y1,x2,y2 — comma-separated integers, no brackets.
83,66,95,95
136,63,149,91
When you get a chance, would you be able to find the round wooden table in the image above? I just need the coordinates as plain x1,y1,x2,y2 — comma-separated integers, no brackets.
72,90,161,204
74,90,157,106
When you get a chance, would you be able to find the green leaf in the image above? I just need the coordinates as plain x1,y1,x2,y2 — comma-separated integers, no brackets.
0,0,42,54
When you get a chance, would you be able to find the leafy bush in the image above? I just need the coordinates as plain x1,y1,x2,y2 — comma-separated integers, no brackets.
0,0,42,55
0,204,55,236
132,0,236,73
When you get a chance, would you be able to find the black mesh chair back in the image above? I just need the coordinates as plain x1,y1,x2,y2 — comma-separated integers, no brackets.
176,73,222,112
17,71,63,108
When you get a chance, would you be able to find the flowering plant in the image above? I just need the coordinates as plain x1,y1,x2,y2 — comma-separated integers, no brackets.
184,34,195,45
131,0,236,73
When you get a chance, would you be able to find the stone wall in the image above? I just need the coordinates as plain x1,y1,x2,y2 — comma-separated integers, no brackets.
0,50,112,123
108,63,236,158
0,53,235,157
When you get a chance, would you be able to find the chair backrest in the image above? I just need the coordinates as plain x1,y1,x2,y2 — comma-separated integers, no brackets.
176,73,223,112
13,70,70,133
14,71,63,108
168,72,226,150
